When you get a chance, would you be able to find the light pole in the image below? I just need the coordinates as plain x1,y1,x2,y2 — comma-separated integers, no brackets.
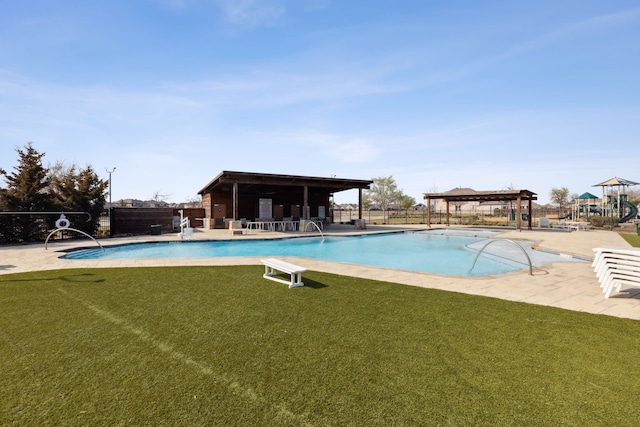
106,167,116,211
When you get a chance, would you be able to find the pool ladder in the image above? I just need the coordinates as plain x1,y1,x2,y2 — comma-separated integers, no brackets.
177,210,194,240
470,239,533,276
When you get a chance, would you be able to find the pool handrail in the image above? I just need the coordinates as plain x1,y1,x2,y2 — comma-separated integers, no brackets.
470,238,533,276
45,228,105,252
302,220,324,241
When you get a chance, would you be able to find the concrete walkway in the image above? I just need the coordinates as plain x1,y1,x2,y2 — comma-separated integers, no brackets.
1,224,639,320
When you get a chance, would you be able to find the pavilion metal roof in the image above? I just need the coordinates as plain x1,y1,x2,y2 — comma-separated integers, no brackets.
198,171,373,195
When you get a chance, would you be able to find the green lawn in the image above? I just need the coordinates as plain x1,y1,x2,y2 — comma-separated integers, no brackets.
2,266,640,426
620,232,640,247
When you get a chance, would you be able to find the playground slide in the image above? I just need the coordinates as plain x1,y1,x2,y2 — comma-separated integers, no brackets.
620,200,639,223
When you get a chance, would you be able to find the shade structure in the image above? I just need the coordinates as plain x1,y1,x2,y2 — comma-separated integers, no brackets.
198,170,373,224
593,177,640,187
422,188,537,231
592,177,638,224
578,192,599,200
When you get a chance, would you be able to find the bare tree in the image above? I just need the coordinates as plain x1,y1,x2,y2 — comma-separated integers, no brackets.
400,194,416,209
426,184,438,211
626,188,640,206
364,176,404,223
550,187,570,218
152,190,170,202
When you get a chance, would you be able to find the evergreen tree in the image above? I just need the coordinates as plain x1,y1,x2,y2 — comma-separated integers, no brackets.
0,143,53,242
49,162,108,235
1,143,108,243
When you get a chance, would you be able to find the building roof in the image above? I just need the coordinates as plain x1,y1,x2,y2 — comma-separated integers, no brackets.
198,171,373,195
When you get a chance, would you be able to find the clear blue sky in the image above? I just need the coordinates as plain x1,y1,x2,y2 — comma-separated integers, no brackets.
1,0,639,205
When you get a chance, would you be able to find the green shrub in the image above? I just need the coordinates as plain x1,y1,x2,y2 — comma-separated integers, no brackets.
587,215,618,228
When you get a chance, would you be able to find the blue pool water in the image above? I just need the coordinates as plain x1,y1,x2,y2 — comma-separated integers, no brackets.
63,232,528,276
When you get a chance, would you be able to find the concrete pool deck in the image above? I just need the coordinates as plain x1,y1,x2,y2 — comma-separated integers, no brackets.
1,224,639,320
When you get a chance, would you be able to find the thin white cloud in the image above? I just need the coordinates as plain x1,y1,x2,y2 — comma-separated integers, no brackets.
161,62,403,109
2,2,638,205
310,134,379,164
302,0,331,12
394,7,640,91
238,129,381,165
329,139,378,164
531,7,640,46
484,7,640,68
156,0,191,9
213,0,287,27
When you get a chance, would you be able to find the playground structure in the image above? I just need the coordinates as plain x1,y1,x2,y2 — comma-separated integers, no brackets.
568,192,602,220
593,177,639,223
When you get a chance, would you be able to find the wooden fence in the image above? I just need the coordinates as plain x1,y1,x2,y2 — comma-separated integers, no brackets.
110,208,205,236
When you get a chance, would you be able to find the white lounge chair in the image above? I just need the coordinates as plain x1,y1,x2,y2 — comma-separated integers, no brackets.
592,247,640,298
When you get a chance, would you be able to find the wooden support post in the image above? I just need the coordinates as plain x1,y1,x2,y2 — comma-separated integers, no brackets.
516,196,522,231
232,181,238,220
303,185,308,220
446,200,450,227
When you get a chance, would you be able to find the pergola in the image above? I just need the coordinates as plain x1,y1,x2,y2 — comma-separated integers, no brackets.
423,189,538,231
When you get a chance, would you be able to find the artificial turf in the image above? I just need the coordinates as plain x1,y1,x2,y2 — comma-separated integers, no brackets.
1,266,640,426
620,232,640,247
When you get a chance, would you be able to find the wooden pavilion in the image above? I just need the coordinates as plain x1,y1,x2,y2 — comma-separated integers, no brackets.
198,171,372,228
423,189,538,231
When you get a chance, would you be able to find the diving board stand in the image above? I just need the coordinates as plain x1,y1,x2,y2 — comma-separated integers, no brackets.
261,258,307,288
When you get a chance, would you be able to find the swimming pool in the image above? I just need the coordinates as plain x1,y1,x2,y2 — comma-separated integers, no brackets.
63,231,534,276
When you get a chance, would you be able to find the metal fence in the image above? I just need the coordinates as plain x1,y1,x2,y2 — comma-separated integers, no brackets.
97,215,110,237
332,209,431,225
333,208,556,226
